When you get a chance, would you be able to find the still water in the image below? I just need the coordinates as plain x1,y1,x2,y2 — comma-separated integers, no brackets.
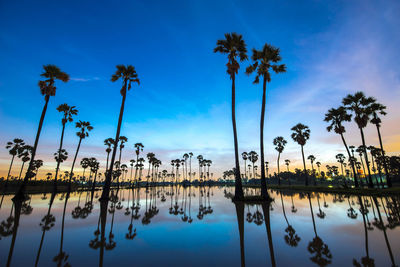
0,186,399,266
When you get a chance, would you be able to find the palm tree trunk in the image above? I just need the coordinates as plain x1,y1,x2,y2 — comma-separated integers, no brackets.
277,152,281,186
5,155,15,187
261,202,276,267
68,137,83,189
54,122,67,189
376,125,391,187
18,161,26,180
105,151,110,173
259,77,269,197
301,145,308,186
340,133,359,187
359,129,374,187
14,95,50,200
101,82,127,201
231,74,244,199
234,201,245,267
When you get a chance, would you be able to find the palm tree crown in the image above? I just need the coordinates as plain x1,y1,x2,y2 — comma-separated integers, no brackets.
324,106,351,134
214,32,247,76
291,123,310,146
273,136,287,153
111,65,140,95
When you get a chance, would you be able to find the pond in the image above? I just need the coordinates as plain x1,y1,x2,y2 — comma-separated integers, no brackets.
0,186,399,266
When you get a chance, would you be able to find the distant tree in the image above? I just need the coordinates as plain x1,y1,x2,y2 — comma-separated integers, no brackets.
291,123,310,186
273,137,287,185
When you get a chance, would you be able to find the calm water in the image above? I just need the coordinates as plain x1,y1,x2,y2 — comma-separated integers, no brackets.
0,186,399,266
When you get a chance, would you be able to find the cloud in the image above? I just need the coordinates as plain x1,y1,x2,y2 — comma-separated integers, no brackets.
70,77,101,82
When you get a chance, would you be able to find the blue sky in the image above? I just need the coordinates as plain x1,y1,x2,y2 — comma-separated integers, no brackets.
1,0,400,178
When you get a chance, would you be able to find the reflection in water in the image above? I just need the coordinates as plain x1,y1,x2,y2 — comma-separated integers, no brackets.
0,187,399,266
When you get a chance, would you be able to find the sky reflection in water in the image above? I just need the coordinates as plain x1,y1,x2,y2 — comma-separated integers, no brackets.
0,187,399,266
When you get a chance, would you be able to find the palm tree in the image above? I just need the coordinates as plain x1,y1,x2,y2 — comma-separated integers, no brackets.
246,43,286,198
68,121,93,187
291,123,310,186
370,102,391,187
214,32,247,200
5,139,25,186
101,65,140,201
241,152,248,179
54,149,68,181
17,145,33,180
146,152,155,184
336,154,346,177
307,155,316,174
118,136,128,162
324,106,359,187
80,158,90,182
129,159,135,183
285,159,290,172
316,161,321,174
104,138,114,172
188,152,193,182
248,151,258,179
342,92,375,187
53,104,78,188
133,143,144,183
15,65,69,200
197,155,203,180
273,136,287,186
183,153,189,181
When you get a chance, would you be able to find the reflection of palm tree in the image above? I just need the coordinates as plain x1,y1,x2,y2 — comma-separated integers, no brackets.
5,198,23,266
53,192,70,266
214,32,247,199
307,193,332,266
35,191,57,266
280,192,301,247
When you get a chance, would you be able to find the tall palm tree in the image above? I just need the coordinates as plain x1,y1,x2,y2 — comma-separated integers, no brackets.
53,104,78,188
214,32,247,200
197,155,203,180
246,43,286,198
273,136,287,186
241,152,248,179
188,152,193,182
15,65,69,200
324,106,359,187
101,65,140,201
291,123,310,186
68,121,93,187
370,102,391,187
104,138,114,172
5,139,25,186
342,92,375,187
285,159,290,172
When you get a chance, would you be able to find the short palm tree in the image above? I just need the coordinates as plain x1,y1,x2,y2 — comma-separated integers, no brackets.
101,65,140,201
241,152,248,179
370,102,391,187
214,32,247,200
291,123,310,186
68,121,93,186
307,155,316,174
104,138,115,172
17,145,33,180
15,65,69,200
273,136,287,185
342,92,375,187
246,43,286,197
118,136,128,162
285,159,291,172
316,161,321,174
80,158,90,182
336,154,346,176
324,106,359,187
188,152,193,182
134,143,144,182
53,104,78,188
248,151,259,178
197,155,203,180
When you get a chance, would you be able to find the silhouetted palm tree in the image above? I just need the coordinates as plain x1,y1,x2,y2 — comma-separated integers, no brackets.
134,143,144,183
285,159,291,172
291,123,311,186
342,92,375,187
104,138,114,172
273,137,287,186
53,104,77,188
370,102,391,187
5,139,25,187
248,151,258,179
17,145,32,180
68,121,93,187
214,32,247,200
246,43,286,198
241,152,248,179
324,106,359,187
101,65,140,200
15,65,69,200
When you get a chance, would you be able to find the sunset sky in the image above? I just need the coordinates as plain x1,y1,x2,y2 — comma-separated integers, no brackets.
0,0,399,179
